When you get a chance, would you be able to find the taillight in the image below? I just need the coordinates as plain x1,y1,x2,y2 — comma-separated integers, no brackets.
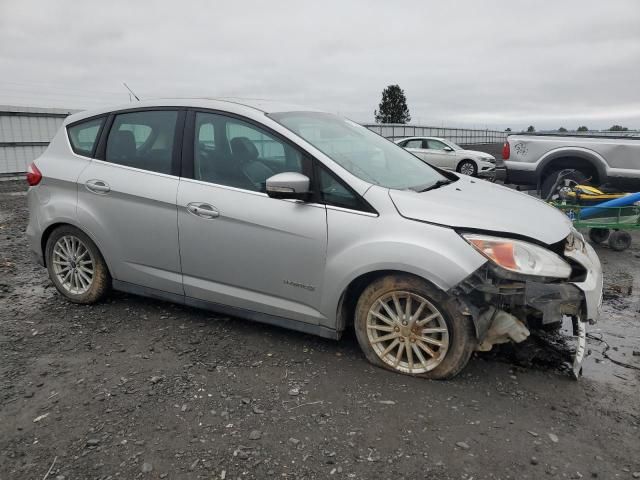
502,141,510,160
26,162,42,186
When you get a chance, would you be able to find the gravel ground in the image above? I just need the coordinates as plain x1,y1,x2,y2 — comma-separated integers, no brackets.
1,180,639,480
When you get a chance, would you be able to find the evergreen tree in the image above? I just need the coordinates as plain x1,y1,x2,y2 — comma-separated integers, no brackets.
374,85,411,124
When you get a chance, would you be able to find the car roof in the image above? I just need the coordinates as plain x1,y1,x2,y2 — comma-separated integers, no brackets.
397,136,447,142
64,97,324,125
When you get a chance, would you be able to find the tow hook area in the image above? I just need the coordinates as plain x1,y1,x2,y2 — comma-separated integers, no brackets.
475,306,530,352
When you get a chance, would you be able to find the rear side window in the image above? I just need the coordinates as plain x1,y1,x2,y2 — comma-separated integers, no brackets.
67,117,104,157
105,110,178,175
404,139,423,149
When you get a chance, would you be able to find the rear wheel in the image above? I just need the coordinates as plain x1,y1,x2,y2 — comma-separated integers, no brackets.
45,226,110,303
457,160,477,177
540,169,589,200
588,228,610,244
354,275,475,379
608,230,632,252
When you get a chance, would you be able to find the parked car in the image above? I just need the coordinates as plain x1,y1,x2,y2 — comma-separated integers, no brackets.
26,99,602,379
502,133,640,196
395,136,497,178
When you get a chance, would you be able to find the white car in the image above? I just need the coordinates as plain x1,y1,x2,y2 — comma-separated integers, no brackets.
396,137,496,178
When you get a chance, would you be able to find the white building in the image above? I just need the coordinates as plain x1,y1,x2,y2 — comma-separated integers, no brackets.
0,105,77,175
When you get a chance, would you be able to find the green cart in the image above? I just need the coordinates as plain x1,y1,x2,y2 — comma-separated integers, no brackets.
550,202,640,251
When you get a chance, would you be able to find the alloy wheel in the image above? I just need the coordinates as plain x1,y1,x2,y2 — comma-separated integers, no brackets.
366,291,450,374
52,235,95,295
460,162,475,176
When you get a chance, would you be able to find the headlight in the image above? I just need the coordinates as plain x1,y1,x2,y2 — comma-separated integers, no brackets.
484,156,496,164
462,233,572,279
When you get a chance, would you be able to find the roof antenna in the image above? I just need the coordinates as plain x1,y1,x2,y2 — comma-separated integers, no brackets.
122,82,140,101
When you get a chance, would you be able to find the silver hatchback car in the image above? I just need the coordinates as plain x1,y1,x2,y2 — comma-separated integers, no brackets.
26,99,603,379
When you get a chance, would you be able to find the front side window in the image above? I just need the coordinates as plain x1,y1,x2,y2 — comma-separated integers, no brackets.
67,117,104,157
105,110,178,175
269,112,449,191
318,165,367,211
427,139,449,150
193,112,310,192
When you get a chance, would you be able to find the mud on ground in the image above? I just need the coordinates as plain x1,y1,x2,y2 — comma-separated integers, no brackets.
1,180,639,480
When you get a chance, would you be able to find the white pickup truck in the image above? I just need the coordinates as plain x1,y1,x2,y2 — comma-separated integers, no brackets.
502,133,640,195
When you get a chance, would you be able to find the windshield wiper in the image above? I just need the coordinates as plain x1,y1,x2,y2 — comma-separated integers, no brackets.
416,179,454,192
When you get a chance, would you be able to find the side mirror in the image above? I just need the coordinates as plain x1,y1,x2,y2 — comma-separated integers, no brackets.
443,146,454,152
266,172,311,200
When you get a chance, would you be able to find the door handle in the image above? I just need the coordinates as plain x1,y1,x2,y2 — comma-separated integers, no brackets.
186,202,219,219
85,179,111,194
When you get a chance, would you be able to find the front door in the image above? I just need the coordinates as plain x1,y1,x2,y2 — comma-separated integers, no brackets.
76,109,184,295
177,111,328,325
425,139,457,170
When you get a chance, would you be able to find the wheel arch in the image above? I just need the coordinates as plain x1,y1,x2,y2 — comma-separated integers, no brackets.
41,221,113,278
335,269,454,335
456,158,477,171
536,147,608,185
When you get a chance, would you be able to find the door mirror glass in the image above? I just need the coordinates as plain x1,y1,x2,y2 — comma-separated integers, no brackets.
266,172,310,200
443,146,454,152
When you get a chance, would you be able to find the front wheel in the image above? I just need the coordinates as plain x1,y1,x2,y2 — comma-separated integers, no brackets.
45,225,111,303
457,160,477,176
354,275,475,379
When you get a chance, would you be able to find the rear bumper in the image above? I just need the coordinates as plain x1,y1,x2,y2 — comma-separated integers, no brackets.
26,188,45,266
503,161,537,185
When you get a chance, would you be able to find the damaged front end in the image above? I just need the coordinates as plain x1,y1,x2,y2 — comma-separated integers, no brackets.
451,230,602,378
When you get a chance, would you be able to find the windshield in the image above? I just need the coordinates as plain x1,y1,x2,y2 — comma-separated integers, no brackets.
269,112,449,190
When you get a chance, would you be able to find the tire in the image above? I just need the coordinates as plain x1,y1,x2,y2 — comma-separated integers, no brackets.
588,228,610,244
540,169,589,200
457,160,477,177
608,230,632,252
45,225,110,304
354,275,475,380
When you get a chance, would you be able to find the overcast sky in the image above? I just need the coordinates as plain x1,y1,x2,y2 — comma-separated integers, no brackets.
1,0,639,130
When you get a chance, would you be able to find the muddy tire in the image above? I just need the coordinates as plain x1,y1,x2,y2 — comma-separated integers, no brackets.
45,225,110,304
608,230,632,252
588,228,609,244
354,275,476,380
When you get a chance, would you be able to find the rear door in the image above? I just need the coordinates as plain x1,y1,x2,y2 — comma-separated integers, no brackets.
177,110,328,324
76,108,185,295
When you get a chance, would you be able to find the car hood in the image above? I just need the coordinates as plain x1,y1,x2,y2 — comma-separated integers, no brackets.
457,149,493,160
389,176,572,245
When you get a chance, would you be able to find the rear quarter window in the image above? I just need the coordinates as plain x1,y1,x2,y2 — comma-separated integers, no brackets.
67,117,105,157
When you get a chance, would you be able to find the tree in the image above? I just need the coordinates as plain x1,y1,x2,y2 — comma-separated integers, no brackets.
577,126,589,132
526,125,535,133
374,85,411,124
558,127,567,132
505,128,512,132
609,125,628,131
